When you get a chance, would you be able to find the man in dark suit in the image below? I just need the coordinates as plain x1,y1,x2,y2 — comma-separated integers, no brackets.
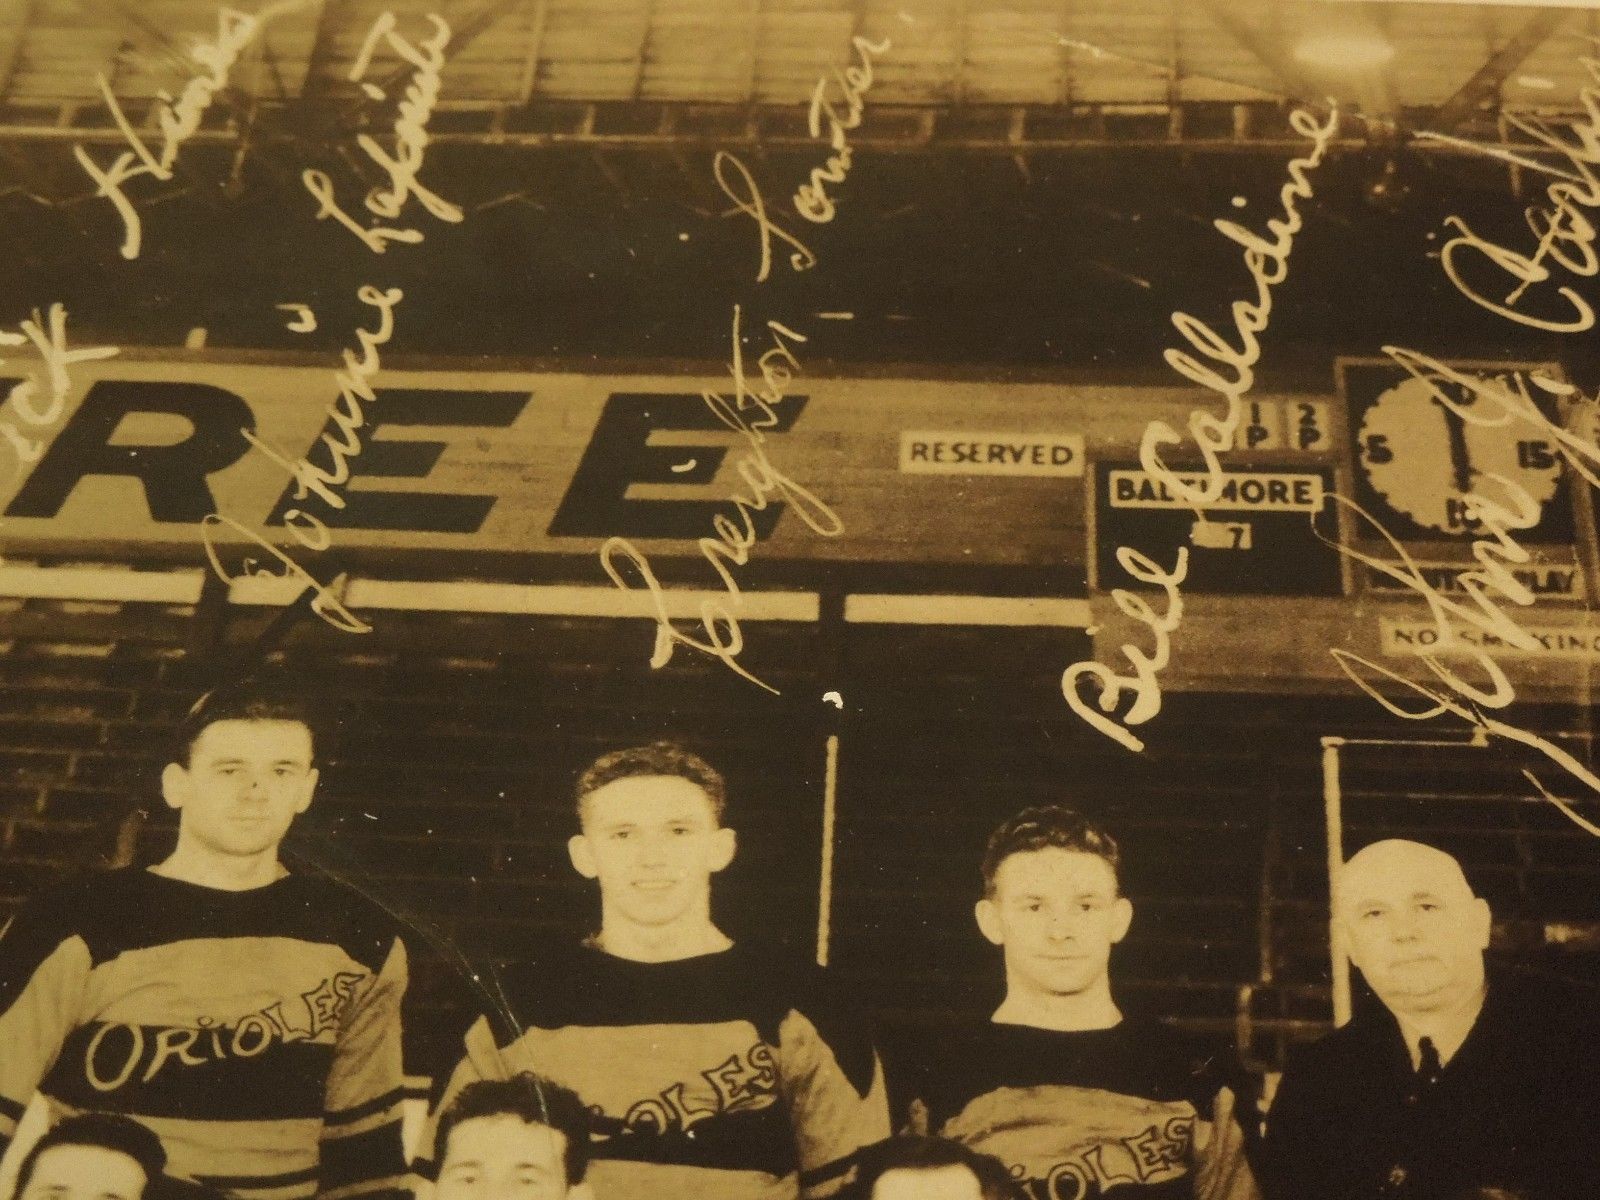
1263,839,1600,1200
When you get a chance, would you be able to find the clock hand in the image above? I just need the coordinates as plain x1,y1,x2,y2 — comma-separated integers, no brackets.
1434,396,1474,496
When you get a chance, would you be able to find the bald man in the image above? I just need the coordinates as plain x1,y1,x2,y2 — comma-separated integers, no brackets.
1261,839,1599,1200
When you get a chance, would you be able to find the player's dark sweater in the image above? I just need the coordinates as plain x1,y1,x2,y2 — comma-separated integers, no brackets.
428,941,889,1200
902,1018,1261,1200
0,868,411,1199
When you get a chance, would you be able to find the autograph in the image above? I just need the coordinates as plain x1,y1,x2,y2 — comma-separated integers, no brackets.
0,305,120,474
73,0,313,260
792,36,892,224
203,14,453,634
303,12,461,252
601,306,842,694
715,151,819,284
1061,103,1340,753
200,283,402,636
1418,50,1600,334
1320,347,1600,836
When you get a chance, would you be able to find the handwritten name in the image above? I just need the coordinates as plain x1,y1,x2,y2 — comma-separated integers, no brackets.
1320,348,1600,836
303,11,459,252
1419,51,1600,333
74,1,311,259
202,282,402,634
601,306,841,693
1061,103,1339,752
792,36,891,224
0,305,119,473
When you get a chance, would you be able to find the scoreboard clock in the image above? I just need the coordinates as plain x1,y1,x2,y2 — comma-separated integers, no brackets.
1340,359,1574,544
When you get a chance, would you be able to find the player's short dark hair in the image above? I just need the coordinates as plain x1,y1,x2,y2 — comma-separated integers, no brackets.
980,805,1121,898
433,1073,591,1186
15,1113,167,1195
574,740,726,824
853,1135,1022,1200
172,676,317,768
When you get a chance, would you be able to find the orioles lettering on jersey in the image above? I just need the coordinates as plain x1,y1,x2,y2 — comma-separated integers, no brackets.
1014,1116,1194,1200
618,1041,779,1136
81,970,366,1092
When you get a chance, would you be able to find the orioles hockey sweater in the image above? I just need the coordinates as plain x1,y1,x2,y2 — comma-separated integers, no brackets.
901,1018,1261,1200
0,867,411,1200
426,940,889,1200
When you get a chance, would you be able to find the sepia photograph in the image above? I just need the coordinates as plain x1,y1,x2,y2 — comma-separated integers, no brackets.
0,1,1597,1198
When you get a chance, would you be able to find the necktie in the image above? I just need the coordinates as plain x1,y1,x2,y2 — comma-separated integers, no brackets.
1417,1036,1442,1085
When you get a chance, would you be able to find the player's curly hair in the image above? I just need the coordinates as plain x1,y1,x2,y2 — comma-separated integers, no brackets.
574,740,727,823
980,805,1120,898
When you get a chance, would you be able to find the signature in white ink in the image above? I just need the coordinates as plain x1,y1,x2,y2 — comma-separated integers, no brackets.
601,305,841,693
1316,346,1600,836
74,1,312,259
1143,104,1340,509
1062,547,1188,753
202,513,369,634
302,11,459,253
715,151,818,284
0,305,119,472
1418,51,1600,333
792,36,891,224
1317,492,1599,836
204,283,402,634
1061,103,1339,753
277,303,317,332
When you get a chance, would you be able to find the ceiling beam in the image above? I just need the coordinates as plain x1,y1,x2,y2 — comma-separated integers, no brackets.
1195,0,1319,105
1432,7,1569,132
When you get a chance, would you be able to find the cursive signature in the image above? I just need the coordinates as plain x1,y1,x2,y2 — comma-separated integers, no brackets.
1062,547,1189,753
202,512,370,634
1419,52,1600,333
203,281,401,635
792,36,891,224
1142,104,1340,509
600,305,841,693
1061,103,1339,752
715,151,818,284
302,11,460,252
0,305,119,473
1319,346,1600,835
74,1,311,259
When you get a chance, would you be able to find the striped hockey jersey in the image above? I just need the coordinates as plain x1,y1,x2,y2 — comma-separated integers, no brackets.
425,940,889,1200
900,1018,1261,1200
0,867,411,1200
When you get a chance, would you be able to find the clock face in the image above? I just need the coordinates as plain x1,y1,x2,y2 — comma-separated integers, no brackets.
1355,373,1563,536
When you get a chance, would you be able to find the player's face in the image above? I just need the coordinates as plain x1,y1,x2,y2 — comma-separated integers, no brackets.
19,1144,148,1200
435,1115,571,1199
162,720,317,858
568,776,735,930
976,848,1132,999
1340,847,1489,1014
871,1165,985,1200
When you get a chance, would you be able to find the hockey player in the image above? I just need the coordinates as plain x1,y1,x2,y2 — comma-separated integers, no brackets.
899,806,1260,1200
10,1113,167,1200
0,679,412,1199
851,1136,1020,1200
425,740,888,1200
424,1074,592,1200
